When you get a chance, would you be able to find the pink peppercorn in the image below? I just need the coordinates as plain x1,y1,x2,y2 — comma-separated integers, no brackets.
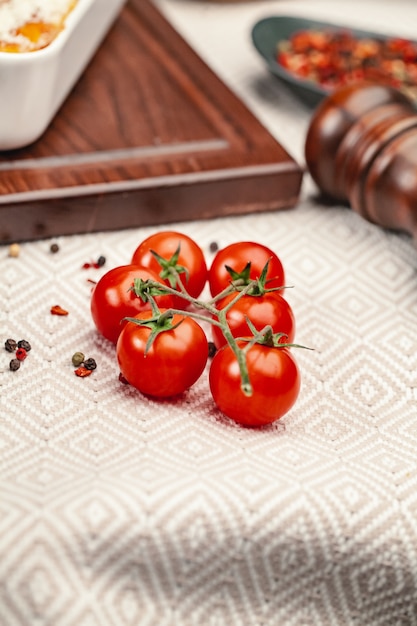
15,348,27,361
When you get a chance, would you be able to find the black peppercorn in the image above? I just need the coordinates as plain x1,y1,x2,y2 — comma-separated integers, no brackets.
96,256,106,267
50,243,59,253
17,339,31,352
5,338,17,352
209,241,219,253
83,358,97,370
9,359,20,371
208,342,217,358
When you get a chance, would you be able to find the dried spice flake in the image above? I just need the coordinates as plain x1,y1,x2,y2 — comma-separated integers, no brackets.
74,366,93,378
51,305,69,316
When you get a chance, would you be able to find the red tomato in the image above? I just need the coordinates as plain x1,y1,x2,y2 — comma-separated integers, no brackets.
116,310,208,397
90,264,174,344
131,231,208,308
209,343,300,427
212,292,296,349
208,241,285,297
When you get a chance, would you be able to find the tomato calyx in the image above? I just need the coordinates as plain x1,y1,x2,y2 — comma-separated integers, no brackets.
131,277,173,302
123,295,185,354
132,276,199,309
223,259,287,298
150,246,190,289
243,324,287,348
124,308,184,355
241,318,311,353
224,261,252,288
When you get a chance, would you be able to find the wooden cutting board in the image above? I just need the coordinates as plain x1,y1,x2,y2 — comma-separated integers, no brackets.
0,0,303,244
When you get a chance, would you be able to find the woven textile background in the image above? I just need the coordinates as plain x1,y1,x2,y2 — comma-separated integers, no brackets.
2,1,417,625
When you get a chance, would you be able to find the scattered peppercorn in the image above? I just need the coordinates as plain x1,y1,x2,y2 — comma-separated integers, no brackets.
209,241,219,253
208,341,217,358
50,243,59,254
82,256,106,270
51,305,69,316
5,337,31,368
83,358,97,370
8,243,20,258
17,339,31,352
4,338,17,352
15,348,28,361
74,366,93,377
72,351,85,367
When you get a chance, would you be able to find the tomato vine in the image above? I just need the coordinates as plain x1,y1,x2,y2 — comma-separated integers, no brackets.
91,232,310,427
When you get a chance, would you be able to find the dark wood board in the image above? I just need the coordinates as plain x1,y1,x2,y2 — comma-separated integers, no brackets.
0,0,303,244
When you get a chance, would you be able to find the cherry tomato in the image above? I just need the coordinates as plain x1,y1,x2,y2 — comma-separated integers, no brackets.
209,343,300,427
208,241,285,297
116,310,208,397
131,231,208,308
212,292,295,349
90,264,174,344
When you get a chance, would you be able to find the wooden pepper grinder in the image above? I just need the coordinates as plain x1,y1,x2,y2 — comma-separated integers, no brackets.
305,82,417,237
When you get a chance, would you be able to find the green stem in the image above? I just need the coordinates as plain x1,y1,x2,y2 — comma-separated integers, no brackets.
161,307,224,329
219,282,256,313
149,276,221,316
210,284,262,395
208,280,246,305
136,277,267,397
129,256,309,401
217,306,252,396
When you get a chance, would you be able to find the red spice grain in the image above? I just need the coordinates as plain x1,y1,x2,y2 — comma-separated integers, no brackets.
51,305,69,316
15,348,28,361
74,366,93,377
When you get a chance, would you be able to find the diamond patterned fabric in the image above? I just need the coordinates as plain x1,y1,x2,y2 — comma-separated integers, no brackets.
2,1,417,625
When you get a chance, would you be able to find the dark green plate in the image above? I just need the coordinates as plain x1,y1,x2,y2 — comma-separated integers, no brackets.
251,15,406,108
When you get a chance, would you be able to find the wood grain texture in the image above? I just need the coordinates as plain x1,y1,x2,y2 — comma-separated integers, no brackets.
0,0,303,243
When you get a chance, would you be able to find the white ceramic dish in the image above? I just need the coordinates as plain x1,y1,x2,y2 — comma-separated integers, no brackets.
0,0,126,151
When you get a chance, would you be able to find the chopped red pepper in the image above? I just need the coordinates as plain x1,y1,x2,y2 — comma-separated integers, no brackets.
74,366,92,377
51,305,69,316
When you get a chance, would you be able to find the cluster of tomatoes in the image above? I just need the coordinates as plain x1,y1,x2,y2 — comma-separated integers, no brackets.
90,231,302,428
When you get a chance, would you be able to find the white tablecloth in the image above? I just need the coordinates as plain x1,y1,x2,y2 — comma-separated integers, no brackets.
2,1,417,625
